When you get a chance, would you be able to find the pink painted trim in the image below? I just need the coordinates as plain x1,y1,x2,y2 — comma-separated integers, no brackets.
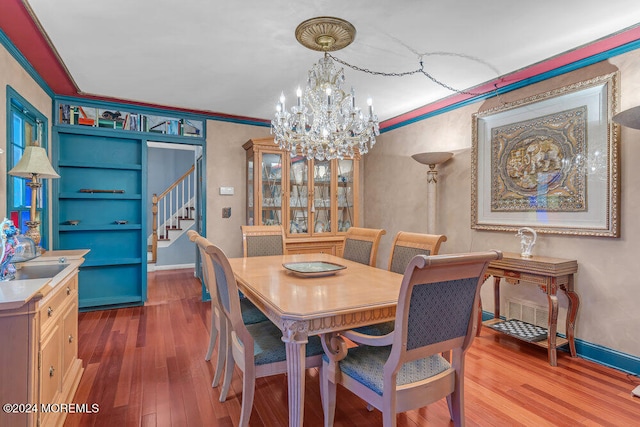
381,25,640,130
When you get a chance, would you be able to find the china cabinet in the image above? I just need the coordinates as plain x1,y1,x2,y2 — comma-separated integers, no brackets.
243,138,359,254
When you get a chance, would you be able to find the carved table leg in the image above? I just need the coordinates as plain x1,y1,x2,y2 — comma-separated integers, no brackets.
547,294,559,366
562,275,580,357
282,320,309,427
476,297,483,337
493,276,501,319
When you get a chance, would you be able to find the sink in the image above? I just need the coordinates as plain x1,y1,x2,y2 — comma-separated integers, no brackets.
12,264,70,280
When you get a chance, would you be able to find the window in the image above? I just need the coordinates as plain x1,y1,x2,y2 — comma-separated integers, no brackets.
6,87,49,248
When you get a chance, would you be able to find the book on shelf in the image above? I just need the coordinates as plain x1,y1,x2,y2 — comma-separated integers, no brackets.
122,113,130,130
60,104,71,124
168,120,179,135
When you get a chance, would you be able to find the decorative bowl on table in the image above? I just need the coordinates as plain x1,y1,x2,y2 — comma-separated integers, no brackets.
283,261,346,277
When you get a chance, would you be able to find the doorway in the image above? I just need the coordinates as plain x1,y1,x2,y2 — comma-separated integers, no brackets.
146,141,203,272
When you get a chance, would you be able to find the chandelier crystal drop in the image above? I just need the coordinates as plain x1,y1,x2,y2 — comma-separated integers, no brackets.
271,18,379,161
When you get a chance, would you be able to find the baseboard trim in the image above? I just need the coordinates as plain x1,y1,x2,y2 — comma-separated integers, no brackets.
151,263,195,271
481,311,640,376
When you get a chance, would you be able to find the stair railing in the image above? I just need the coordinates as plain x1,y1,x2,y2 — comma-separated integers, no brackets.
151,165,196,262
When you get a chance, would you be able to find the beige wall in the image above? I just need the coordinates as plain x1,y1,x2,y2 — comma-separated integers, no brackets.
0,43,53,229
364,49,640,357
205,120,270,257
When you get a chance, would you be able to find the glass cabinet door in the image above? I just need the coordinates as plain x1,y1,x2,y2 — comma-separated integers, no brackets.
289,156,309,235
337,159,355,232
313,159,332,234
260,152,283,225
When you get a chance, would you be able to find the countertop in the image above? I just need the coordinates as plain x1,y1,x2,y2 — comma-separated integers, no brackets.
0,249,89,311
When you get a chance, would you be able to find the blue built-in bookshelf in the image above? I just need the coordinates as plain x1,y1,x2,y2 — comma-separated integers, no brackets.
52,99,205,310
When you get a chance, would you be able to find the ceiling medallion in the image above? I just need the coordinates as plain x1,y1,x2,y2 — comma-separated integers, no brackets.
295,16,356,52
272,17,378,161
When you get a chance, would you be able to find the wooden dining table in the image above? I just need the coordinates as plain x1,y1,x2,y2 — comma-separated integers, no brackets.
228,252,403,427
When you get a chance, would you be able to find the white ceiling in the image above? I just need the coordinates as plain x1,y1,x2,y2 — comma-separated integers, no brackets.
26,0,640,123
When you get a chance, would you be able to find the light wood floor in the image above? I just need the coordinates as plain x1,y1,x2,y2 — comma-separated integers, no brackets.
65,269,640,426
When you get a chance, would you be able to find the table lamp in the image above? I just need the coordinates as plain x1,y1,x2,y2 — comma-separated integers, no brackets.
411,152,453,234
8,142,60,247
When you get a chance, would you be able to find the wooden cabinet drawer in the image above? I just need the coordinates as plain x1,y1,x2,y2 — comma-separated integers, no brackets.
39,274,78,332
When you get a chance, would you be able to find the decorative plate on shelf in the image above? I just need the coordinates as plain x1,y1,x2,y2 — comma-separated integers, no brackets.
115,220,128,225
283,261,346,277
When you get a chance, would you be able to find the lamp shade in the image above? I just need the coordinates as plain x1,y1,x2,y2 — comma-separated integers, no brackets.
412,152,453,167
8,146,60,179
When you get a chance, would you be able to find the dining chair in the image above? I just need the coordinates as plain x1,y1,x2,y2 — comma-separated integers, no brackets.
340,226,386,267
387,231,447,274
189,230,267,388
202,240,325,427
322,250,502,427
353,231,448,336
241,224,286,257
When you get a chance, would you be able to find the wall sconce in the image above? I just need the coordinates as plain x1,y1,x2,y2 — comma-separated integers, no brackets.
8,142,60,247
411,152,453,234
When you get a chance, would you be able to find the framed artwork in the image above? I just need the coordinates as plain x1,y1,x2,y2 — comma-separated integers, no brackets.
471,72,620,237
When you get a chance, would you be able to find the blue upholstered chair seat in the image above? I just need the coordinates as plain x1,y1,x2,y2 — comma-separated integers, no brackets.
323,344,451,396
240,297,269,324
246,321,325,366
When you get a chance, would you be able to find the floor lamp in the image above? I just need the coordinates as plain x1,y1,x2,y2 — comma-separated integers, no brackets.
8,142,60,248
412,152,453,234
612,105,640,129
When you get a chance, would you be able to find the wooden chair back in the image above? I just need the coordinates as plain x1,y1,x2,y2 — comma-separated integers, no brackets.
241,225,286,257
387,231,447,274
188,230,227,386
341,226,386,267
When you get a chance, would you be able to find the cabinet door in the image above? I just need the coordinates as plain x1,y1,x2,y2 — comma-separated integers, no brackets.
40,324,62,406
259,152,284,226
61,301,78,381
337,159,356,232
288,155,310,235
312,159,332,234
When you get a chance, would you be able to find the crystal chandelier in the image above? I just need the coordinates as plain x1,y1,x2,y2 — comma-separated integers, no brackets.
271,17,379,160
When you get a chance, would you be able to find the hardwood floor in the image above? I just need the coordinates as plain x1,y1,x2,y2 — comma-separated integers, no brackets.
65,269,640,426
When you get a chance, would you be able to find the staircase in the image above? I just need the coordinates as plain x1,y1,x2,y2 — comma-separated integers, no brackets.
148,165,196,264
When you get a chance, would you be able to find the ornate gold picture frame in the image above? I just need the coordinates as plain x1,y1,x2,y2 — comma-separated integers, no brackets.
471,72,620,237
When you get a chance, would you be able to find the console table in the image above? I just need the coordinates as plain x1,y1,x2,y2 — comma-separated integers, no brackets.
478,252,579,366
